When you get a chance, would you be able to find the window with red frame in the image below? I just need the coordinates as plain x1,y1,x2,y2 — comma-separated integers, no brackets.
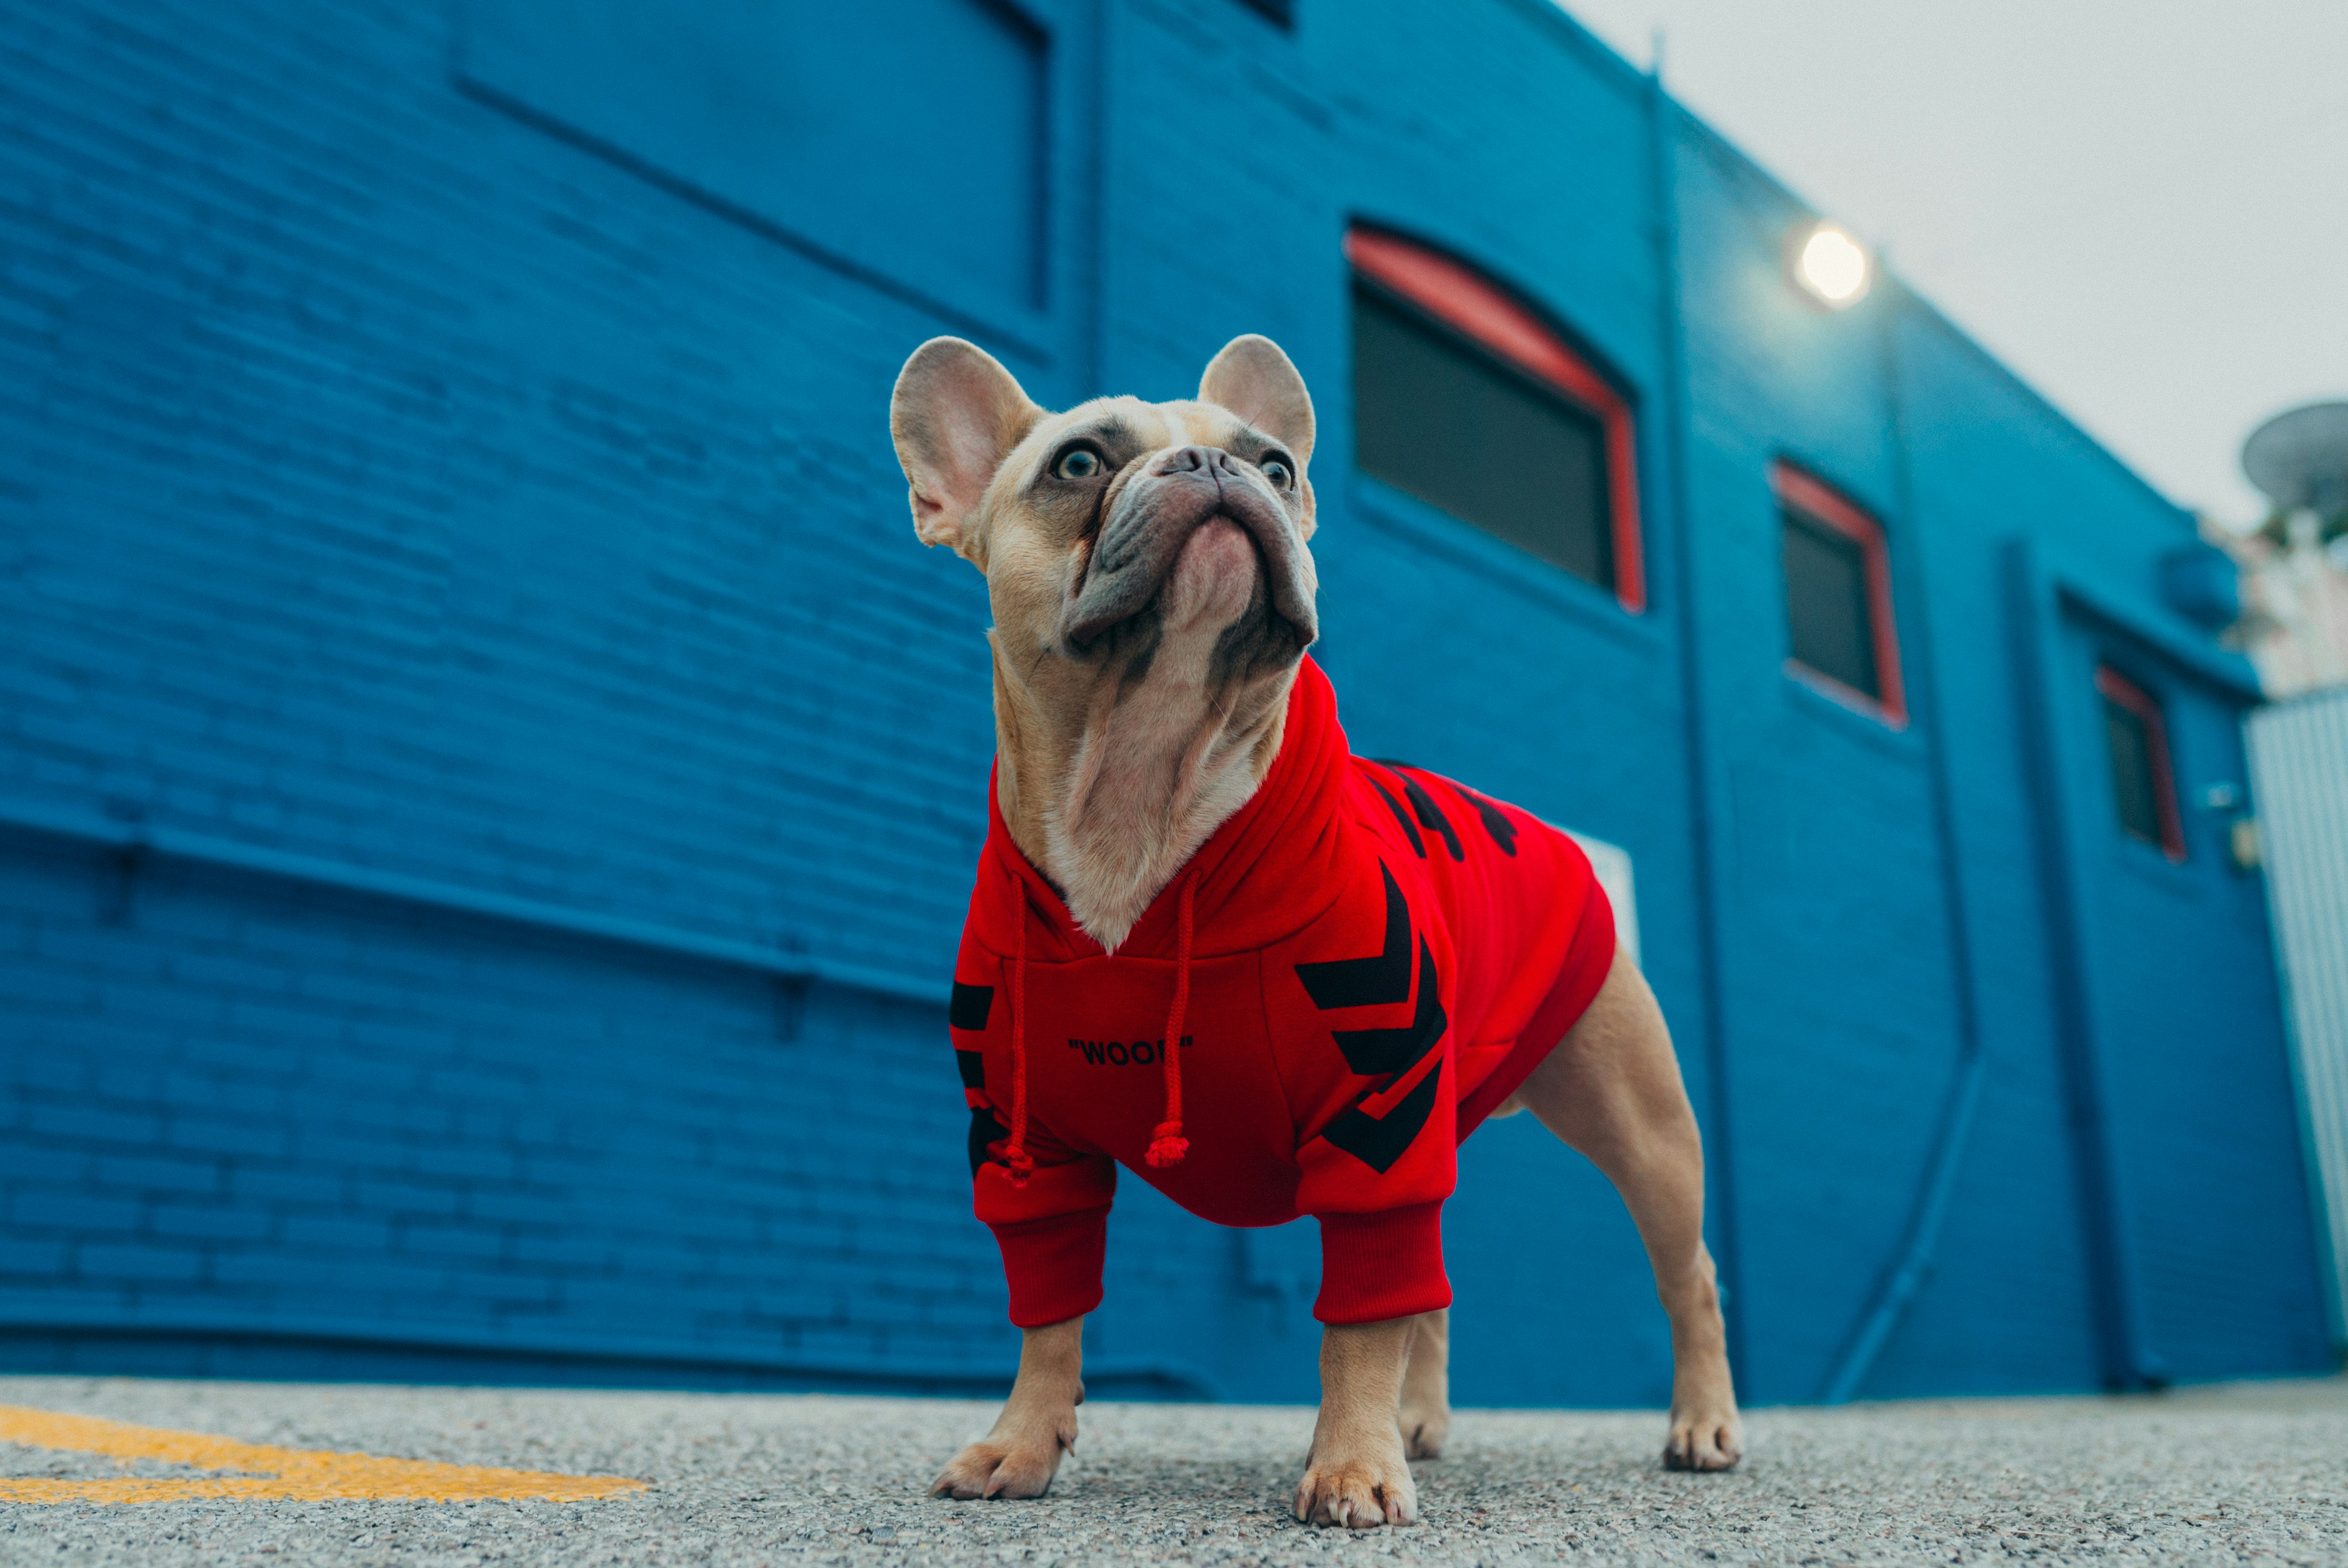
1346,229,1644,611
2095,664,2186,861
1772,463,1906,727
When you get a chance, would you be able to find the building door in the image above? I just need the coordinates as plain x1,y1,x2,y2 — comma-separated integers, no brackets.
2032,591,2330,1384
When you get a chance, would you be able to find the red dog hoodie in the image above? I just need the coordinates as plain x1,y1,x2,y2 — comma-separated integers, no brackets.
950,657,1615,1327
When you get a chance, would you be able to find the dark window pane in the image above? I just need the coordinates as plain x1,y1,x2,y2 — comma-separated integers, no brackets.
1781,509,1877,697
2103,695,2165,847
1352,282,1613,589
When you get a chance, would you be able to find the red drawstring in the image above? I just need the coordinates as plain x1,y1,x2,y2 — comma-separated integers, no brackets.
1145,876,1196,1169
1002,900,1036,1188
1002,871,1194,1182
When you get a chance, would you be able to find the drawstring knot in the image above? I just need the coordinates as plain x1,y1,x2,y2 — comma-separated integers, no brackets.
1144,875,1196,1168
1144,1121,1189,1168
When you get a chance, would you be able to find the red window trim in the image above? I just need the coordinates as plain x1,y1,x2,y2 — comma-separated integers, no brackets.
2094,664,2188,862
1345,227,1645,613
1770,461,1907,729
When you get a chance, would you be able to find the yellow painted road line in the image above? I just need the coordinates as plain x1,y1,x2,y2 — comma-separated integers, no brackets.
0,1404,648,1504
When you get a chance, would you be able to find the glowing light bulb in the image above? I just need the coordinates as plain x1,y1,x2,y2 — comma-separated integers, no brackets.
1793,223,1871,308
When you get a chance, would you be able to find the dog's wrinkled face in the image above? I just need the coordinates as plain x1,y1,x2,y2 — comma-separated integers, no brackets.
1039,406,1316,674
889,335,1321,945
977,405,1321,737
889,335,1319,690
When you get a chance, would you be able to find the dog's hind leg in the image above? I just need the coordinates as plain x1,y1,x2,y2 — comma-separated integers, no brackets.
1511,947,1743,1471
1397,1309,1449,1458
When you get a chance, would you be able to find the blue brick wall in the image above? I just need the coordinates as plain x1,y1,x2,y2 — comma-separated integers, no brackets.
0,837,1031,1384
0,0,2328,1405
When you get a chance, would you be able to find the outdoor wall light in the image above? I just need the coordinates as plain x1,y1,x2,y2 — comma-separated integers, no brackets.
1790,221,1871,309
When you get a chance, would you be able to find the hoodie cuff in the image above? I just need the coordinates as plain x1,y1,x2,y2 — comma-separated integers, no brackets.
990,1205,1110,1328
1313,1201,1450,1324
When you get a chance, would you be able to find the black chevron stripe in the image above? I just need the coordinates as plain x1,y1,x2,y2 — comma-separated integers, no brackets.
1368,774,1426,857
1322,1058,1445,1174
1454,784,1519,857
1329,939,1446,1076
1402,774,1465,860
1294,863,1410,1009
1372,762,1464,861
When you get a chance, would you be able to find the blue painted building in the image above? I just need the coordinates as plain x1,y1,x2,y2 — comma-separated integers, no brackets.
0,0,2329,1406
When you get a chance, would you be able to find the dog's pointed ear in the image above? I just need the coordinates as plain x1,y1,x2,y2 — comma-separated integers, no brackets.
1199,335,1315,467
890,337,1042,555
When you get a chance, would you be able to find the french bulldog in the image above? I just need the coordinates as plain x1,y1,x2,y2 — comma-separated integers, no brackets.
888,333,1740,1528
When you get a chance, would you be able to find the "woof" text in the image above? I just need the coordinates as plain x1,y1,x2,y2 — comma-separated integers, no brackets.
1065,1036,1194,1066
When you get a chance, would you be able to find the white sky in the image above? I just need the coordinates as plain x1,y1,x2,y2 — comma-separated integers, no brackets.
1556,0,2348,529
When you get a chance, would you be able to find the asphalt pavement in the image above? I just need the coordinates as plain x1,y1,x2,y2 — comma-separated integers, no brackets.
4,1371,2346,1565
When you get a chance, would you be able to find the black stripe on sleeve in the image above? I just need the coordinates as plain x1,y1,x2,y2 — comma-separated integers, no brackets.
1322,1059,1445,1174
949,982,994,1032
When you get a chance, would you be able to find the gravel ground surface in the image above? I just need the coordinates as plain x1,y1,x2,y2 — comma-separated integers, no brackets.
3,1373,2346,1566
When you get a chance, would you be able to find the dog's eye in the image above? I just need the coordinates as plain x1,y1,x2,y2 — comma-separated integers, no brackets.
1259,456,1293,489
1054,448,1102,481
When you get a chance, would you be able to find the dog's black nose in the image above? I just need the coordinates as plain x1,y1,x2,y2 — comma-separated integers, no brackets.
1157,444,1244,481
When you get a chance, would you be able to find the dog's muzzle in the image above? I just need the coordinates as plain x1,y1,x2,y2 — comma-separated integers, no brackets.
1058,445,1316,655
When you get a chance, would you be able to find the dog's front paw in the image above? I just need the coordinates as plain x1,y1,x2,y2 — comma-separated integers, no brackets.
1663,1396,1743,1472
1294,1442,1417,1528
930,1425,1068,1500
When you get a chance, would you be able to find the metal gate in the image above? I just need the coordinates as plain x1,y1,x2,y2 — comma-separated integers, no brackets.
2248,686,2348,1340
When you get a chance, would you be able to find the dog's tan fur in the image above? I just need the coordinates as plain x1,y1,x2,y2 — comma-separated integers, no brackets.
891,336,1741,1526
